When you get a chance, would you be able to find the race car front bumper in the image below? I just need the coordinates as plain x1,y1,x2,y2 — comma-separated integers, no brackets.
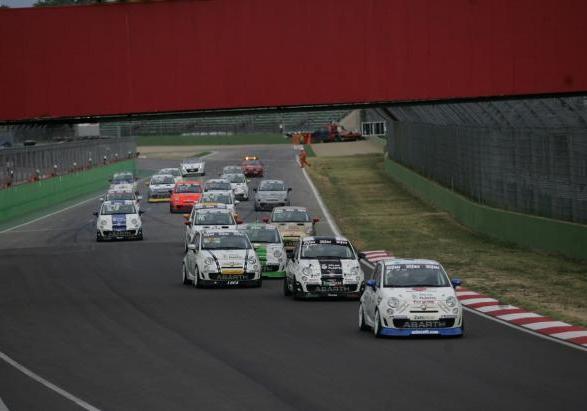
296,281,363,298
379,327,463,337
198,271,260,287
97,228,142,240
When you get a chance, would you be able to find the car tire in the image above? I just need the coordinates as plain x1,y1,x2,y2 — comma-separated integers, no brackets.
193,266,201,288
359,304,370,331
182,263,191,285
96,235,103,242
283,277,292,296
373,310,383,338
292,279,305,300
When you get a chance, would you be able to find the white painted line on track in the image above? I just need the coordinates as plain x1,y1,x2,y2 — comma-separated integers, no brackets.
0,395,9,411
497,312,542,321
460,297,499,305
0,351,101,411
476,304,518,313
297,154,341,237
0,195,101,234
524,321,570,330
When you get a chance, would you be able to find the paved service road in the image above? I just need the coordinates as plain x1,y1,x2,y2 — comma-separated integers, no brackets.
0,146,584,410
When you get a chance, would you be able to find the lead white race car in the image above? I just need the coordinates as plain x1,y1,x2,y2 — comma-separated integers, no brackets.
182,230,262,287
358,258,464,337
284,236,364,299
94,200,144,241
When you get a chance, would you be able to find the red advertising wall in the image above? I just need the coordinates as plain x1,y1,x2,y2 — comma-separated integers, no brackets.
1,0,586,122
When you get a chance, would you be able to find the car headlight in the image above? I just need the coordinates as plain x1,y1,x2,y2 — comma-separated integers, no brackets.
204,257,214,266
99,219,107,227
273,249,282,258
247,256,257,264
350,266,360,276
387,297,400,308
302,266,312,276
130,218,139,226
446,296,458,308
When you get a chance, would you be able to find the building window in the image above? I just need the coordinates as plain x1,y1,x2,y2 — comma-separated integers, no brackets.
361,121,386,136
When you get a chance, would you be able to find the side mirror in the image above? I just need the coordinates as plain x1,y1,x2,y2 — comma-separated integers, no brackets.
312,217,320,224
366,279,377,289
287,188,292,192
187,244,196,251
358,252,366,260
93,211,99,216
137,195,143,200
236,218,243,224
99,197,104,202
451,278,462,288
139,210,145,215
183,214,190,220
247,179,251,183
184,221,192,226
253,188,257,192
262,217,269,223
235,200,240,204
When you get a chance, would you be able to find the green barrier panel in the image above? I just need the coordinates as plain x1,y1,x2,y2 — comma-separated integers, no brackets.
384,158,587,260
0,160,136,226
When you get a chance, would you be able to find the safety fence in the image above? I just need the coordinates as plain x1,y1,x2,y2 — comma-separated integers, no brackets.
0,137,136,188
0,160,136,228
388,121,587,225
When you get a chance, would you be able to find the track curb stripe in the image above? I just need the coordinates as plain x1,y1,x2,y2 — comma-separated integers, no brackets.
456,288,587,349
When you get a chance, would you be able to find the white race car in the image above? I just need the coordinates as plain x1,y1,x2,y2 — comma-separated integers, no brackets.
110,172,138,192
180,158,206,177
157,167,182,183
147,174,176,202
182,230,262,288
238,223,287,278
265,206,319,257
358,258,464,337
284,236,364,299
221,173,249,200
94,200,144,241
184,206,237,250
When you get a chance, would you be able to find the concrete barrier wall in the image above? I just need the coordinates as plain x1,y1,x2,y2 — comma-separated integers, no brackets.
0,160,135,227
384,158,587,260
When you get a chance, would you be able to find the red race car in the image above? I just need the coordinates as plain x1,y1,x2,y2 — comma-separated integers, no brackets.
241,158,264,177
169,181,203,213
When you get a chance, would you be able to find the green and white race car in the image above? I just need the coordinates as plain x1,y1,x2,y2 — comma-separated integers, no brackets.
238,223,287,278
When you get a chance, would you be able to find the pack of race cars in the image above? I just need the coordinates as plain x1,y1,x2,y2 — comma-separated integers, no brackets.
94,156,464,338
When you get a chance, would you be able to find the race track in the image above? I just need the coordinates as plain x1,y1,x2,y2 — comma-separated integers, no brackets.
0,145,584,411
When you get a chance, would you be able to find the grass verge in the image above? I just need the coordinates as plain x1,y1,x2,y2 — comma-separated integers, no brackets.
307,153,587,326
137,133,287,146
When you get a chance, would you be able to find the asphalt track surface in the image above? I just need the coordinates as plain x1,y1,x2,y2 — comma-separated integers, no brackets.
0,145,585,411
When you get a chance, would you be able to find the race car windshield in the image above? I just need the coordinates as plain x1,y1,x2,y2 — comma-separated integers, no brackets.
272,210,310,222
244,228,279,243
301,242,355,259
159,169,180,176
106,192,134,201
223,166,241,174
202,234,251,250
383,265,450,287
202,193,231,204
112,176,133,184
206,182,231,191
175,184,202,193
101,203,136,215
195,212,234,225
151,176,175,184
259,181,285,191
225,174,245,183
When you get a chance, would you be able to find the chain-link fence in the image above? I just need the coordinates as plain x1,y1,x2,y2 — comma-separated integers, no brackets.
0,137,136,188
388,121,587,225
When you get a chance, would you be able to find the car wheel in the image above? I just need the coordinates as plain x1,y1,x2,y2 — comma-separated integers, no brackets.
359,304,370,331
96,235,103,242
182,263,191,285
283,277,292,296
373,310,383,338
292,279,305,300
193,266,201,288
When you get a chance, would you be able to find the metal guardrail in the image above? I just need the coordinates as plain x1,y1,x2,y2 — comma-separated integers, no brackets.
0,137,136,188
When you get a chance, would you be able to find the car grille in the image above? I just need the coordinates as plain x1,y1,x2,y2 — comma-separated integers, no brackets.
105,230,136,238
392,319,455,329
306,284,358,293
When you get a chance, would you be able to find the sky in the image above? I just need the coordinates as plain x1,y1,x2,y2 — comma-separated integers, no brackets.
0,0,36,7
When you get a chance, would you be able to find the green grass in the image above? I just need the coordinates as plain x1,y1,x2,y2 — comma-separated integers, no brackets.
307,153,587,326
303,144,316,157
137,133,288,146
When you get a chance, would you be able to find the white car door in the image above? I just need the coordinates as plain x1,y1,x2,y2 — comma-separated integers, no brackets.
186,232,202,278
364,263,383,323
